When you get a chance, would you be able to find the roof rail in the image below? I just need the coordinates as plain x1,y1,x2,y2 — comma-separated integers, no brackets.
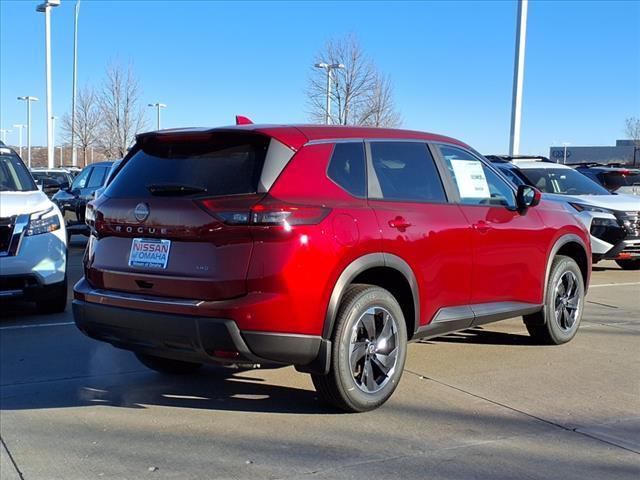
485,154,553,163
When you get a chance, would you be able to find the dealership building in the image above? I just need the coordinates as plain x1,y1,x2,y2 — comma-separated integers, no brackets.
549,140,637,165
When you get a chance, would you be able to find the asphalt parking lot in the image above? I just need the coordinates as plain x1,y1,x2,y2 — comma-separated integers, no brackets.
1,239,639,480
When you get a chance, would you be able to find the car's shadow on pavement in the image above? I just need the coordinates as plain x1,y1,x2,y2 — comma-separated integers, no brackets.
1,364,339,415
423,327,535,346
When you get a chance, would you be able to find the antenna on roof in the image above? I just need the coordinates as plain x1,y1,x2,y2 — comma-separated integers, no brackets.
235,115,254,125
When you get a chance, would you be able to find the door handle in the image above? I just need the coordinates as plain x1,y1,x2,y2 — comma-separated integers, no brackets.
472,221,491,233
388,216,412,231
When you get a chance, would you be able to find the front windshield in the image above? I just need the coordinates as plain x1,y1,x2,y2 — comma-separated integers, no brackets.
32,171,69,186
518,168,610,195
0,153,38,192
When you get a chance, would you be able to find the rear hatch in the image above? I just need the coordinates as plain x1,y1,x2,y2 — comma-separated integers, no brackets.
87,131,288,301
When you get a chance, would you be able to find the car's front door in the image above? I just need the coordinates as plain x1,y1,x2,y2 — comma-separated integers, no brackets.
435,145,549,307
367,141,474,332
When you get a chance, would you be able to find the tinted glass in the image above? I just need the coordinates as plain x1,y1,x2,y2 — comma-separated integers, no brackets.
31,171,70,186
0,152,37,192
370,142,446,202
327,142,366,197
87,166,109,188
106,133,270,198
496,165,526,186
439,146,516,207
72,167,92,190
599,172,640,190
519,168,610,195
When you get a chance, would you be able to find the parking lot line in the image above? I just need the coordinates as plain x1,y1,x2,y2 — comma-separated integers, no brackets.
589,282,640,288
0,321,74,331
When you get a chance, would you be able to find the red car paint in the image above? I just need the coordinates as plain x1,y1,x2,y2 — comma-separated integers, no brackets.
74,125,591,369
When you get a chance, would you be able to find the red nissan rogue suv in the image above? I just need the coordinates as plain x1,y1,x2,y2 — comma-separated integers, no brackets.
74,124,591,412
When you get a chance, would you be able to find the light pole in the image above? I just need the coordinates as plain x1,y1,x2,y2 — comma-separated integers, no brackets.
148,103,167,130
36,0,61,169
52,115,57,147
13,124,26,158
508,0,528,155
0,129,11,143
17,96,39,168
314,63,344,124
71,0,80,167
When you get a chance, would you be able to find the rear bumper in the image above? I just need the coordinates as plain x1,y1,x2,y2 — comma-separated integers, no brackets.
72,299,323,367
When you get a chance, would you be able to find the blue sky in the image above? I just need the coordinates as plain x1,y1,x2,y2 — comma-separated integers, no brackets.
1,0,638,155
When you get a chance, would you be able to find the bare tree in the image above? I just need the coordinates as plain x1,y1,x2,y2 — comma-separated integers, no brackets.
306,34,400,127
98,62,147,158
61,85,101,167
359,73,401,128
625,117,640,166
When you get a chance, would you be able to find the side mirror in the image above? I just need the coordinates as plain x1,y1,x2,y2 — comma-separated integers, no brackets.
516,185,541,213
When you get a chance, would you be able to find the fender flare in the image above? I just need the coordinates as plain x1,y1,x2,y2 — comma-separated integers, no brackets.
322,253,421,339
543,233,589,306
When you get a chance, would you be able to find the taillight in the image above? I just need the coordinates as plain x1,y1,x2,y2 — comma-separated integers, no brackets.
198,196,330,227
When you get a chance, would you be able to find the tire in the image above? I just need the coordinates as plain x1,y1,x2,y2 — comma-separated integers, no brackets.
312,284,408,412
36,277,68,314
615,259,640,270
523,255,585,345
135,352,202,375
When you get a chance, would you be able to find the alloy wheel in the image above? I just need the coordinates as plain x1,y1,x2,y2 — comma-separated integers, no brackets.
553,271,581,332
348,306,399,394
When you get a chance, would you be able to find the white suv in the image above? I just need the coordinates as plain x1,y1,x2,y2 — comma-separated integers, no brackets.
489,157,640,270
0,144,68,313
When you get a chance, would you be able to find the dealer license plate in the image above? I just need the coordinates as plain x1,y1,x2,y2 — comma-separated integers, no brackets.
128,238,171,269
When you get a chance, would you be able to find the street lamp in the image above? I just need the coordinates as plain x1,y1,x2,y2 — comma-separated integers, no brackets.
314,63,344,125
71,0,81,167
13,124,27,158
0,129,11,143
148,103,167,130
508,0,528,155
17,96,39,168
36,0,61,169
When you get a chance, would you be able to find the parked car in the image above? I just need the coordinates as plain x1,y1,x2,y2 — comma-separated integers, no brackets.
73,125,591,412
487,156,640,270
574,163,640,196
0,144,67,313
30,168,74,197
93,159,123,199
52,161,113,238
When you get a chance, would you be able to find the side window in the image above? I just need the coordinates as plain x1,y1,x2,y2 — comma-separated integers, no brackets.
439,146,516,208
370,142,446,202
71,167,92,190
327,142,366,197
87,167,108,188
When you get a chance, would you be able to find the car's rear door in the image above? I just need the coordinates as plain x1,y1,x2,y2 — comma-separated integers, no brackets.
367,141,473,332
435,144,549,307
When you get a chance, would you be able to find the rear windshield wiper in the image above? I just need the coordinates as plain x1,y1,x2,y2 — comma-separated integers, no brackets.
146,183,208,196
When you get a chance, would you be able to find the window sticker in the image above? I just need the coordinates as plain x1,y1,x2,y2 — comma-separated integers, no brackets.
450,159,490,198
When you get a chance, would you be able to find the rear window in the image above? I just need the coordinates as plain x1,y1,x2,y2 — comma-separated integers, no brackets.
105,133,270,198
599,172,640,190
